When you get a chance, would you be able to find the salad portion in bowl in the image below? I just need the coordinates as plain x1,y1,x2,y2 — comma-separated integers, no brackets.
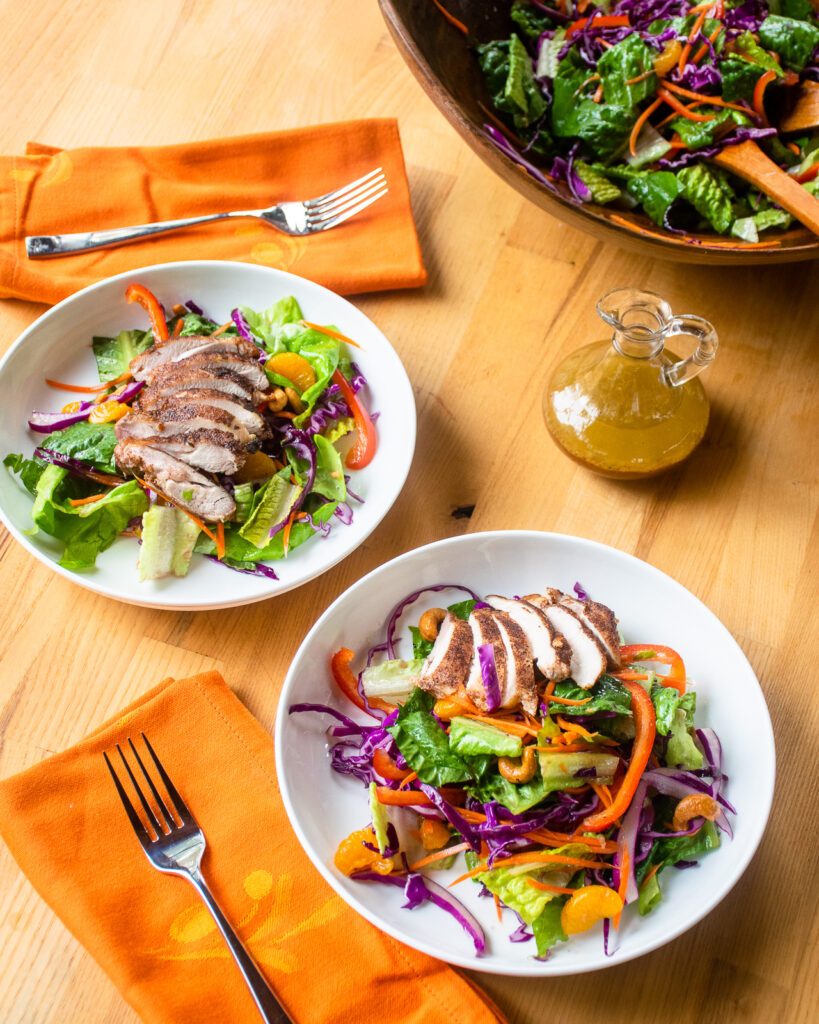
462,0,819,242
290,582,734,961
4,282,376,583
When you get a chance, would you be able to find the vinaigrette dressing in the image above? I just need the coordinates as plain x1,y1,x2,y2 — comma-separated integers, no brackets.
544,289,718,479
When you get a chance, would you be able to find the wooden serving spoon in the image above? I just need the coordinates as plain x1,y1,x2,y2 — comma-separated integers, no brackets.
779,81,819,134
713,141,819,237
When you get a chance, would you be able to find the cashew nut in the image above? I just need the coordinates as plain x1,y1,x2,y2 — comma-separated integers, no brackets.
498,745,538,784
267,388,287,412
285,386,305,413
671,793,719,832
419,607,447,642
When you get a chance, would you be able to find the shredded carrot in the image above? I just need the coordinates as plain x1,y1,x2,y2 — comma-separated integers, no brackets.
661,80,755,116
494,893,503,922
459,714,539,737
753,69,777,122
172,318,184,337
430,0,469,36
133,476,220,547
786,141,801,157
68,493,107,507
591,782,613,808
273,410,297,419
409,842,471,871
450,853,611,886
210,321,233,337
640,863,662,891
215,521,225,561
678,8,710,72
629,96,665,157
592,83,604,103
657,87,716,122
46,370,132,394
625,69,655,86
543,692,593,707
535,744,603,754
693,24,723,65
526,879,577,895
302,321,362,349
398,771,419,790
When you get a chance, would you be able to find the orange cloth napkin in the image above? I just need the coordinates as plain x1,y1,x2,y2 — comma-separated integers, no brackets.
0,121,427,304
0,671,505,1024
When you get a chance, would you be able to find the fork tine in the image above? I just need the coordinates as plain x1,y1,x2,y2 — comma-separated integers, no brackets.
308,187,389,232
104,750,153,843
116,743,168,835
304,167,384,210
306,175,387,222
141,732,193,824
128,737,180,830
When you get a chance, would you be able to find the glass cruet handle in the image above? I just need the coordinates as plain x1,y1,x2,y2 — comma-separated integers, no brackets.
662,314,719,387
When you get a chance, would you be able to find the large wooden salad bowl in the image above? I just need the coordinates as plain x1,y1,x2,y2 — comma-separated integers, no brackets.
379,0,819,265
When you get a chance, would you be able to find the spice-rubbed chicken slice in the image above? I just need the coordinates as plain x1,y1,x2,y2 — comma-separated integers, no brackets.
119,431,244,475
485,595,571,681
418,613,474,698
130,335,261,379
491,610,538,714
525,595,607,689
465,608,508,711
136,393,268,438
116,405,254,447
555,593,621,670
144,360,263,405
115,442,236,521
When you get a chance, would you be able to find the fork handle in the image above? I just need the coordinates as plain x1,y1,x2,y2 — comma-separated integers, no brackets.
187,869,293,1023
25,211,253,258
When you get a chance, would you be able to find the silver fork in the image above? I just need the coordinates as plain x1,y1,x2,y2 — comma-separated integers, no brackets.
26,166,388,258
104,734,291,1023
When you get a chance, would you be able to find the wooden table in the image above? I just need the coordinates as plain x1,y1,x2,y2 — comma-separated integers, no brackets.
0,2,816,1022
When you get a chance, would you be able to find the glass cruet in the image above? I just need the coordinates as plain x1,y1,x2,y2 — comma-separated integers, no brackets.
543,288,719,479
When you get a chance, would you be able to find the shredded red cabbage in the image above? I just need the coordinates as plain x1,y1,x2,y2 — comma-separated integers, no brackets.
185,299,204,316
477,644,501,712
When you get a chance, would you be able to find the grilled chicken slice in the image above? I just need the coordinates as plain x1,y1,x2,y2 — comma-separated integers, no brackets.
118,431,244,475
525,595,607,689
491,610,538,714
136,393,267,438
465,608,508,711
144,360,262,405
485,595,571,681
115,441,236,521
419,614,474,698
130,335,260,379
557,594,621,669
116,406,253,446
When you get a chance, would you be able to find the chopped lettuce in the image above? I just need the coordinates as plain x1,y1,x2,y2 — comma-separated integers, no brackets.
759,14,819,71
536,28,566,80
510,0,550,40
196,500,337,564
448,717,523,758
361,659,424,705
387,688,474,786
4,452,46,494
369,782,390,855
670,108,750,151
575,161,622,204
410,627,434,660
666,707,704,769
651,682,696,737
29,465,147,570
532,899,568,956
597,34,657,108
551,675,632,716
467,766,555,814
538,750,619,785
176,311,228,337
37,421,119,475
312,434,347,502
239,296,303,349
137,505,200,581
477,35,548,132
638,867,662,915
238,470,302,549
552,76,634,160
446,599,477,621
476,844,586,925
678,164,734,234
232,482,254,524
92,329,153,382
637,821,721,897
323,417,355,444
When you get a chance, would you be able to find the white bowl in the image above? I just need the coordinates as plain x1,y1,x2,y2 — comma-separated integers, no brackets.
0,261,415,610
276,530,775,976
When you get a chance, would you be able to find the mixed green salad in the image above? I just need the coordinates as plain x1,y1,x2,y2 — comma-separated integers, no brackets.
447,0,819,240
4,284,376,580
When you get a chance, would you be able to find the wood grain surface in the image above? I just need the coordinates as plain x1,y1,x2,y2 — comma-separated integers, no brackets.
0,2,817,1023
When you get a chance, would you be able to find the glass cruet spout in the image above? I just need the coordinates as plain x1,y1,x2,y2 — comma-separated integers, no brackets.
543,288,719,478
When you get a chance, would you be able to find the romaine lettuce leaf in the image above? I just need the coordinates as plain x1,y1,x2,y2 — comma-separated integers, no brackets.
196,499,337,564
626,171,682,227
467,766,557,814
361,659,424,704
369,782,390,855
510,0,550,40
92,329,153,382
551,675,632,716
239,296,303,348
409,627,434,660
678,164,734,234
4,452,46,494
575,161,622,204
312,434,347,502
39,421,119,475
477,35,548,131
552,77,634,159
532,899,568,955
666,707,704,768
386,688,474,786
448,716,523,758
476,844,586,924
597,34,657,108
447,599,477,621
651,681,696,736
238,470,302,549
759,14,819,71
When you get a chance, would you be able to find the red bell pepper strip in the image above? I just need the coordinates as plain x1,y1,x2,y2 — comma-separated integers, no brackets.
582,681,656,833
330,647,392,714
332,369,377,470
566,14,630,38
125,283,169,341
617,644,686,694
373,748,412,782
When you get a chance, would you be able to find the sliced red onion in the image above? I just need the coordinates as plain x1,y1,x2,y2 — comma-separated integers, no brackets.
418,784,481,853
603,915,620,957
614,779,647,905
33,447,124,484
401,874,486,955
185,299,204,316
643,770,733,838
118,379,145,403
29,407,92,433
477,643,501,713
206,555,278,580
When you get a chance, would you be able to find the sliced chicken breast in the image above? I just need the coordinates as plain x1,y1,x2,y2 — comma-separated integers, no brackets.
419,614,474,698
115,442,236,521
465,608,508,712
491,610,538,714
144,361,262,405
121,431,244,475
485,595,571,681
136,393,267,438
116,407,253,446
525,595,607,689
130,335,260,379
558,594,621,669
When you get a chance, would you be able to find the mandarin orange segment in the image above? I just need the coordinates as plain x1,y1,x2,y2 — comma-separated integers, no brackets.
265,352,317,393
334,827,393,876
87,400,130,423
560,885,624,935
